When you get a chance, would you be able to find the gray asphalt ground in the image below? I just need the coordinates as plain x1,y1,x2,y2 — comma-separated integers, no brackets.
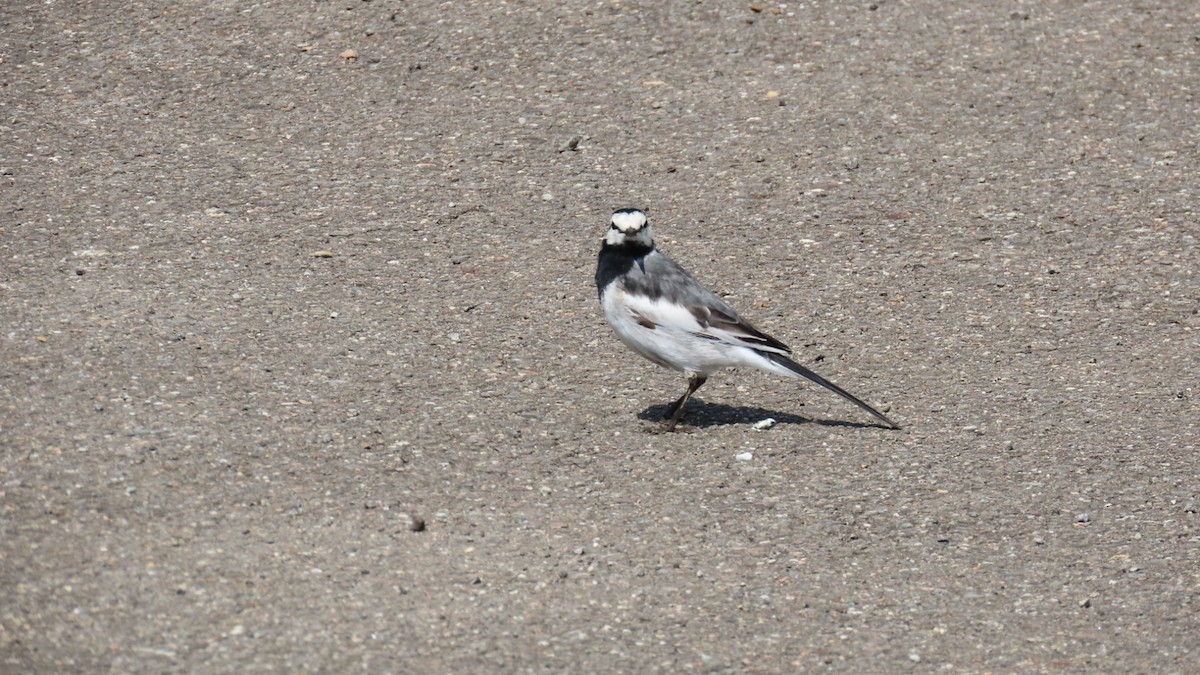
3,1,1198,672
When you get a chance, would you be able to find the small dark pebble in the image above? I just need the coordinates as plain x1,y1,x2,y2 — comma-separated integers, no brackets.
558,135,583,153
409,515,426,532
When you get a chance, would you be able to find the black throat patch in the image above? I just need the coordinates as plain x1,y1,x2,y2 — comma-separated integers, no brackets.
595,242,652,297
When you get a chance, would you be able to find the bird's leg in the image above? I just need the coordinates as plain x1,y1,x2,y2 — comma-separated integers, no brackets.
663,375,707,432
662,391,688,419
661,377,697,420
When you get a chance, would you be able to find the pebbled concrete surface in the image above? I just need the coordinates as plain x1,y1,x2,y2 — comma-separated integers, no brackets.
2,0,1197,671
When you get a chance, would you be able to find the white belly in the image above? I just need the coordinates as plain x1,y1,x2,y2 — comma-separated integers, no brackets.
601,285,776,377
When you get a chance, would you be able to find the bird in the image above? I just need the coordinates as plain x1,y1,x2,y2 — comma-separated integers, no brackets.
595,208,899,432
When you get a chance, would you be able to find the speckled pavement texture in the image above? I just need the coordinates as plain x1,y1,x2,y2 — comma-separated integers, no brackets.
2,1,1197,671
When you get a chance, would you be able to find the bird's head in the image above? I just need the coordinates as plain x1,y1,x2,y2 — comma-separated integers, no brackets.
605,208,654,248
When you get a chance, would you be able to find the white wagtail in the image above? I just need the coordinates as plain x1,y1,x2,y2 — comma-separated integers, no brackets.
596,208,899,432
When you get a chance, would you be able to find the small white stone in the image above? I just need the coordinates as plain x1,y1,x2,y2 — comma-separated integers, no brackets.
541,192,554,201
736,452,753,461
752,418,777,431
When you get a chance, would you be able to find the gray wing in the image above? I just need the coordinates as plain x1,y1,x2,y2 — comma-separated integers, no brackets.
626,250,793,355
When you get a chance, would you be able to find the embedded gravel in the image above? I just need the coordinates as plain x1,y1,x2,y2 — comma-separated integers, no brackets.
2,1,1198,672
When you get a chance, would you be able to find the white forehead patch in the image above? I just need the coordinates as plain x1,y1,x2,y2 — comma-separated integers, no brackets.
611,210,647,233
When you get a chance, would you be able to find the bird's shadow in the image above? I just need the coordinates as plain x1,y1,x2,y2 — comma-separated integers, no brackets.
637,399,892,430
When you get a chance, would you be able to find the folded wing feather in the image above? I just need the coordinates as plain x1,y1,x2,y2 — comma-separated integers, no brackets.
692,305,792,355
623,291,792,357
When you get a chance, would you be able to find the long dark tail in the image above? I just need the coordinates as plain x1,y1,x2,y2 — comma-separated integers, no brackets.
768,353,900,429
